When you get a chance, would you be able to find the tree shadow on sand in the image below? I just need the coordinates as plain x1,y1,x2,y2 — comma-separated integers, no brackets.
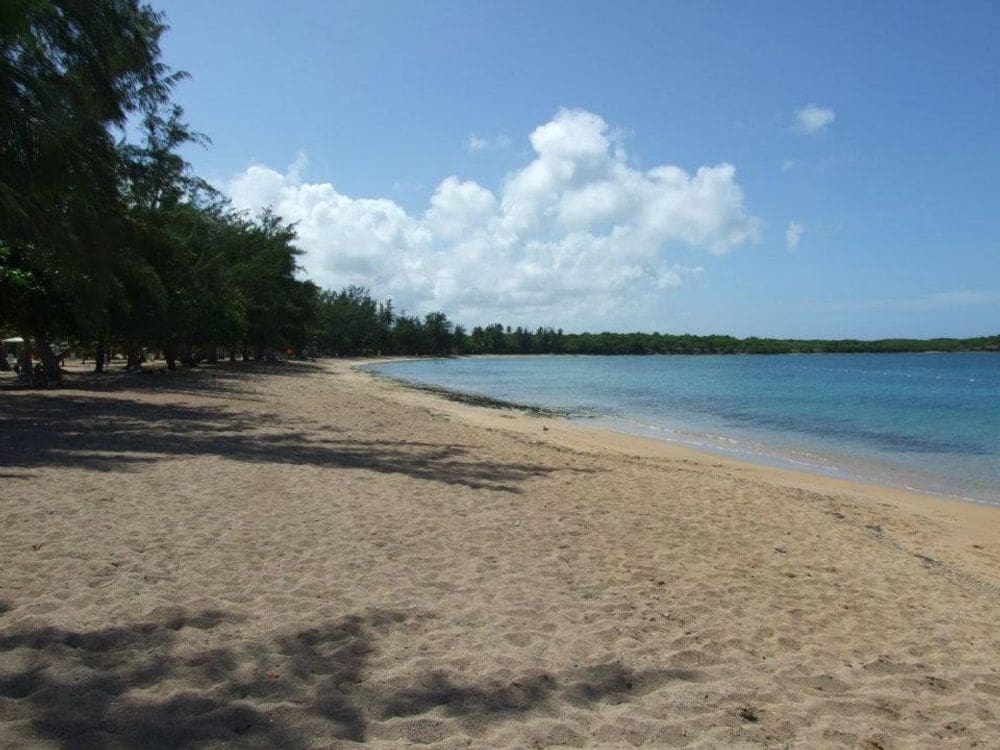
0,361,331,402
0,393,585,492
0,607,700,748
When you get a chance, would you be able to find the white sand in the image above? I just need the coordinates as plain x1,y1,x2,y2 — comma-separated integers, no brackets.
1,359,998,748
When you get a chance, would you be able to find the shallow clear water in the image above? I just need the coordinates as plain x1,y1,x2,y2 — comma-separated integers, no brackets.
369,353,1000,505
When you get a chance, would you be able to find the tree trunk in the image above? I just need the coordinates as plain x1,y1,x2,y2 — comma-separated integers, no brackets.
164,343,177,370
17,337,33,386
0,341,8,371
126,345,142,373
207,347,218,364
94,341,106,373
229,349,236,363
37,338,63,387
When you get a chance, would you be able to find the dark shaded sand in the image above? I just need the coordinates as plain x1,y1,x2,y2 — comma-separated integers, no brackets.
1,359,998,748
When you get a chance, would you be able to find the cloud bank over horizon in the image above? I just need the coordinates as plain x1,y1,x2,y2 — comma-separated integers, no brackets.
226,109,762,327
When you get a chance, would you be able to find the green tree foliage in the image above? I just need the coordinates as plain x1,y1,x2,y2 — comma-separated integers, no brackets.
1,0,180,381
308,288,466,357
1,1,322,383
314,286,391,356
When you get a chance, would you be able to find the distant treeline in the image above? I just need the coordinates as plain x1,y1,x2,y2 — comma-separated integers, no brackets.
315,287,1000,357
480,331,1000,355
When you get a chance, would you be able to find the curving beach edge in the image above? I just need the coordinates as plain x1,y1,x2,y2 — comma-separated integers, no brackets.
1,358,998,748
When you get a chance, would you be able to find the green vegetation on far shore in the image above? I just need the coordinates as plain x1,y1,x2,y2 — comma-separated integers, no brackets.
466,329,1000,356
315,288,1000,357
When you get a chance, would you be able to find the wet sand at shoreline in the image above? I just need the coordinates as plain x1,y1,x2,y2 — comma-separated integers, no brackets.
1,359,998,748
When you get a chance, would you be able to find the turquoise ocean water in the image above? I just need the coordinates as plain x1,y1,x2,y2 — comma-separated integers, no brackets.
370,353,1000,505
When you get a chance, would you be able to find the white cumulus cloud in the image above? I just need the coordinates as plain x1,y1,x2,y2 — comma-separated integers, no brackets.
225,109,762,327
794,104,835,135
785,221,804,250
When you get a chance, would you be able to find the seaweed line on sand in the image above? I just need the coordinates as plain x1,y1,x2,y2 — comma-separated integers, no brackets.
367,372,566,417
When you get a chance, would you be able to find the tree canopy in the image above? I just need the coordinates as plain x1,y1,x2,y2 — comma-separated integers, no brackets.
0,0,321,382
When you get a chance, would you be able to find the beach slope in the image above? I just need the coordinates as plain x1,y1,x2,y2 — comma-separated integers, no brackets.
1,359,998,748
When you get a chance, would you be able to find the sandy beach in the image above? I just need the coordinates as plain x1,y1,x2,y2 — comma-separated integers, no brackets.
1,358,998,749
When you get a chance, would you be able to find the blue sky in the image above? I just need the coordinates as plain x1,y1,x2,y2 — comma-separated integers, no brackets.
155,0,999,338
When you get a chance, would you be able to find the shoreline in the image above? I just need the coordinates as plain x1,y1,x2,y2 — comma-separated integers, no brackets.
365,370,567,416
2,358,999,746
349,358,1000,587
359,357,999,511
592,413,998,510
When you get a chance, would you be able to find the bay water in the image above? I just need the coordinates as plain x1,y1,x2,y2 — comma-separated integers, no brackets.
369,353,1000,505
